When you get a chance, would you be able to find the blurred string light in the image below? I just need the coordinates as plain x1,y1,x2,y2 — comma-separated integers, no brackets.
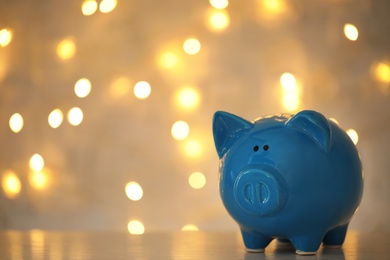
188,172,206,189
181,224,199,231
347,129,359,145
9,113,24,133
158,51,179,70
81,0,98,16
259,0,287,20
67,107,83,126
183,38,201,55
207,9,230,31
29,170,49,190
1,170,21,199
183,140,203,159
57,38,76,60
48,109,64,128
134,81,151,99
125,182,143,201
0,28,12,47
174,86,201,111
74,78,92,98
110,76,131,98
280,72,300,112
209,0,228,9
99,0,117,13
372,61,390,85
171,121,190,141
127,220,145,235
29,154,44,173
344,23,359,41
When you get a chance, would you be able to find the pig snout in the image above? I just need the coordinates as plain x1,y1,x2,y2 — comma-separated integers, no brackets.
233,166,287,216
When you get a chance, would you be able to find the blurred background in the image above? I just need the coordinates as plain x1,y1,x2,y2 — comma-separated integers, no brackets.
0,0,389,234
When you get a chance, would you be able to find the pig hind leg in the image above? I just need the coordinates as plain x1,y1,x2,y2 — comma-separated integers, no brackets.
322,223,349,247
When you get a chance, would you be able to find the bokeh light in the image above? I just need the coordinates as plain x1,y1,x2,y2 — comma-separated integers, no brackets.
134,81,151,99
81,0,98,16
127,220,145,235
48,109,64,128
280,73,300,112
9,113,24,133
67,107,83,126
158,51,179,69
171,121,190,141
99,0,117,13
373,61,390,84
344,23,359,41
280,72,297,90
29,154,44,173
183,38,201,55
259,0,287,20
29,170,49,190
110,76,132,98
57,38,76,60
2,170,21,199
0,28,12,47
174,86,201,111
125,182,143,201
181,224,199,231
209,0,228,9
282,93,300,112
74,78,92,98
347,129,359,145
207,9,230,31
183,140,203,159
188,172,206,189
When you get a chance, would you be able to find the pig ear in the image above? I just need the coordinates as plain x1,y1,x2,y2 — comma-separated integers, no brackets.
286,110,332,153
213,111,253,158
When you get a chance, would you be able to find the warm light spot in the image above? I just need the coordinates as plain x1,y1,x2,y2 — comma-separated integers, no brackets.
347,129,359,145
329,118,339,125
183,38,201,55
281,93,300,112
158,51,179,69
2,170,21,199
99,0,117,13
29,170,48,190
181,224,199,231
171,121,190,141
74,78,92,98
209,0,228,9
174,86,201,111
81,0,98,16
125,182,143,201
134,81,151,99
207,9,230,31
0,28,12,47
110,77,131,98
373,62,390,84
259,0,287,20
67,107,83,126
344,23,358,41
184,140,203,159
29,154,44,173
48,109,64,128
189,172,206,189
280,73,297,91
128,220,145,235
9,113,24,133
57,38,76,60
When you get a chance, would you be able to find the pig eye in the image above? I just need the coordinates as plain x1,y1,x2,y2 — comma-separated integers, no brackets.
263,145,269,151
253,145,259,152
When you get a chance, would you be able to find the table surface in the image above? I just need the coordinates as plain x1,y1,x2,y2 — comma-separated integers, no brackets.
0,230,389,260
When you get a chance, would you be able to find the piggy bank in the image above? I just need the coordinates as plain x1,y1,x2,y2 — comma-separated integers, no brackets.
212,110,363,255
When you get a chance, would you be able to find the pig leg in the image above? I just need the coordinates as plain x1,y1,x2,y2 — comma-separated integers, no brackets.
290,233,324,255
241,230,273,252
322,223,349,247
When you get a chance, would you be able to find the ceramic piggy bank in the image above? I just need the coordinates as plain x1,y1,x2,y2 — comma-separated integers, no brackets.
212,110,363,255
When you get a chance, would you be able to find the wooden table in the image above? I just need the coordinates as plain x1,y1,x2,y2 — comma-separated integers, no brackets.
0,230,388,259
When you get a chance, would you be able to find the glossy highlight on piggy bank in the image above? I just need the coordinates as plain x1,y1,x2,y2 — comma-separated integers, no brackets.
212,110,363,255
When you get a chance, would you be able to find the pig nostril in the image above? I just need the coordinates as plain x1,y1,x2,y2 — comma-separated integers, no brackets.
253,146,259,152
263,145,269,151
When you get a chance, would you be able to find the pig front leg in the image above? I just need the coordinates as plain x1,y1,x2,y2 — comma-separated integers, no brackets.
241,229,273,252
290,232,324,255
322,223,349,247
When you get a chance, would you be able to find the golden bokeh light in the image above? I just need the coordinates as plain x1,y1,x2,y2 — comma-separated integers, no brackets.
189,172,206,189
127,220,145,235
181,224,199,231
29,169,49,190
280,72,297,91
99,0,117,13
125,182,143,201
373,61,390,84
48,109,64,128
0,28,13,47
67,107,83,126
158,51,179,69
134,81,151,99
9,113,24,133
347,128,359,145
74,78,92,98
280,73,300,112
2,170,21,199
174,86,201,111
259,0,287,20
207,9,230,31
209,0,228,9
171,121,190,141
183,140,203,159
57,38,76,60
110,77,131,98
344,23,359,41
282,93,300,112
29,154,44,173
81,0,98,16
183,38,201,55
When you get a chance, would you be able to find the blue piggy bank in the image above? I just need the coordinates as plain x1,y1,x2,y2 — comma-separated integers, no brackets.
212,110,363,255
